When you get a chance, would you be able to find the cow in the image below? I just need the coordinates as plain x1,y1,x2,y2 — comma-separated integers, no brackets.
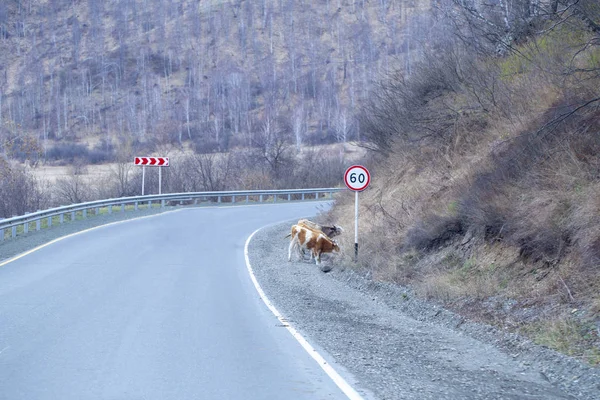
288,224,340,265
297,219,343,239
285,219,343,260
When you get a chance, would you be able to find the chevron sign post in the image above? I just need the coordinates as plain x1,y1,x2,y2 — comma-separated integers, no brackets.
134,157,170,195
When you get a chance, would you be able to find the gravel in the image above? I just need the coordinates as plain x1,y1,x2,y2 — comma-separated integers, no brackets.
247,221,600,400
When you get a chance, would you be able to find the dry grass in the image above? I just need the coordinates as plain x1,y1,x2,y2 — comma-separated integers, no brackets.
522,317,600,366
325,26,600,364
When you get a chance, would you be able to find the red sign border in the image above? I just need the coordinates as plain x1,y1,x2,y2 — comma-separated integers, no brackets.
344,165,371,191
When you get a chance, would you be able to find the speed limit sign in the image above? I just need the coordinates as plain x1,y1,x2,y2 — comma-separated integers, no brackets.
344,165,371,191
344,165,371,262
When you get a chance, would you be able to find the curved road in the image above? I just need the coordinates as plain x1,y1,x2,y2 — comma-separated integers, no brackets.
0,202,358,400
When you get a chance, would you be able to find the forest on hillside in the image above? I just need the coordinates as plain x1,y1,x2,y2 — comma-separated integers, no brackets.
0,0,429,162
0,0,431,215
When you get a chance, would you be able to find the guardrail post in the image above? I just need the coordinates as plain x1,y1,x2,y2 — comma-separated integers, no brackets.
36,219,41,231
121,204,125,212
134,202,138,211
0,228,3,242
218,196,221,203
148,200,152,209
288,194,291,201
302,193,305,201
329,191,333,199
48,216,52,227
273,194,277,203
108,206,112,214
259,194,263,203
82,209,87,219
95,207,99,215
24,220,28,234
161,199,166,208
12,225,16,238
71,211,75,221
194,199,198,205
60,214,64,224
232,195,235,203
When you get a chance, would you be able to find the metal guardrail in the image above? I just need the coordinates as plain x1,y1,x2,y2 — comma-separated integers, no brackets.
0,188,345,241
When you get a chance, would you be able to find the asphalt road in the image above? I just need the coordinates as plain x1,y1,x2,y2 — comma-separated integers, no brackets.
0,202,359,400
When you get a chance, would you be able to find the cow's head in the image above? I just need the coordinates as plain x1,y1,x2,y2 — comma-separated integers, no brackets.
322,225,343,238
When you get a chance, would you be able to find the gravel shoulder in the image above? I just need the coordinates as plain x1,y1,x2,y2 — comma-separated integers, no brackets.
248,221,600,400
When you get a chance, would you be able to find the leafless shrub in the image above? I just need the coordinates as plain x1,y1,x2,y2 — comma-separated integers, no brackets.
359,42,495,157
287,149,347,189
193,136,221,154
54,173,90,205
0,159,47,217
403,215,464,252
189,152,235,192
106,159,139,197
45,143,89,165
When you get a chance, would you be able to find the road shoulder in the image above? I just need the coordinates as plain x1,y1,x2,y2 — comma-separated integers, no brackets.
247,221,600,400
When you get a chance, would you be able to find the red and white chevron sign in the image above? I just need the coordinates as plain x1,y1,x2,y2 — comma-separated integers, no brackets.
134,157,169,167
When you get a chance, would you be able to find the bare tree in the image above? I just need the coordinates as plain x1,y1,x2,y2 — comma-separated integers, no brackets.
292,106,305,151
0,158,46,217
335,107,350,144
55,173,89,205
192,152,233,191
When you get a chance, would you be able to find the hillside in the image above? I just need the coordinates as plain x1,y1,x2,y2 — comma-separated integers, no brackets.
0,0,425,214
328,0,600,365
0,0,428,162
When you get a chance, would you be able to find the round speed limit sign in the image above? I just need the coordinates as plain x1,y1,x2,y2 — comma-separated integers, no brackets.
344,165,371,191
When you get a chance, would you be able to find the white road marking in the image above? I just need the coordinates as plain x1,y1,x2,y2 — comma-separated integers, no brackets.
244,228,365,400
0,210,182,267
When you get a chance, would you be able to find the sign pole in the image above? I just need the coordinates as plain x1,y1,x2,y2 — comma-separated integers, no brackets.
354,190,359,261
344,165,371,263
135,157,169,196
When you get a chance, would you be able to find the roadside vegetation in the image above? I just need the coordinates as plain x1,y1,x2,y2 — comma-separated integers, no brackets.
329,0,600,365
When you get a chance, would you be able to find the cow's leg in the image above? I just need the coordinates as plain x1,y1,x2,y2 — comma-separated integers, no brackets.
288,239,296,262
314,250,321,265
296,244,304,261
307,248,313,261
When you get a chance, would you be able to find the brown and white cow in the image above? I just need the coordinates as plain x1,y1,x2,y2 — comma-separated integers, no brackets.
285,219,343,260
288,224,340,265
